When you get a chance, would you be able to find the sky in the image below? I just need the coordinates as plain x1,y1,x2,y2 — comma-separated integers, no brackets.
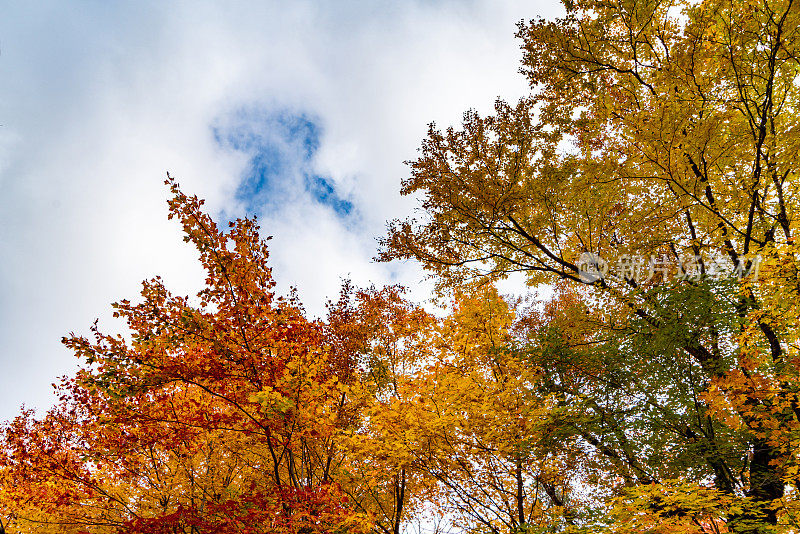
0,0,563,421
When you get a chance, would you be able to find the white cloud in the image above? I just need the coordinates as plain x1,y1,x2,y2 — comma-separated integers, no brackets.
0,0,562,420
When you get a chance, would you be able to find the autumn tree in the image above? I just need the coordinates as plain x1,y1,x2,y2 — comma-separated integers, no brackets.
0,178,398,533
326,283,437,534
381,0,800,531
383,287,585,532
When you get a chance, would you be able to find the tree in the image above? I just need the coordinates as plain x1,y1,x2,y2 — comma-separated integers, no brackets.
326,282,437,534
0,178,380,533
381,0,800,531
392,287,584,532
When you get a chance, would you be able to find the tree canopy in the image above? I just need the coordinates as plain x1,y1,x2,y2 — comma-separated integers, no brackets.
4,0,800,532
379,0,800,530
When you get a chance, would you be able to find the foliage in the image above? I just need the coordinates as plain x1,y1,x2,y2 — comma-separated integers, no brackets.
5,0,800,531
380,0,800,531
0,179,380,533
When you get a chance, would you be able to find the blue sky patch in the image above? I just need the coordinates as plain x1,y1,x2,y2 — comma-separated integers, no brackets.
306,175,353,217
213,108,353,217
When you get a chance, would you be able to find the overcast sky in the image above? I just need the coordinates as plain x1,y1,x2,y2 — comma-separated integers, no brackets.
0,0,562,421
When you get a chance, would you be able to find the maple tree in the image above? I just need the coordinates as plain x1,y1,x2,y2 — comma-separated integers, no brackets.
0,178,404,533
377,287,584,532
326,282,436,534
380,0,800,531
